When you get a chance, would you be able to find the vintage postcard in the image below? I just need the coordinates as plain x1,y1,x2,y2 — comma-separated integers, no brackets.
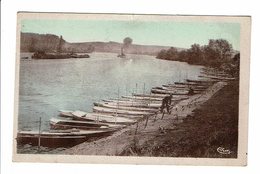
13,12,250,165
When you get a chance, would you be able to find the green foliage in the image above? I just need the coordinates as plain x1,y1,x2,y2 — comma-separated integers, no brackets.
123,37,133,48
156,47,179,60
220,53,240,77
157,39,235,69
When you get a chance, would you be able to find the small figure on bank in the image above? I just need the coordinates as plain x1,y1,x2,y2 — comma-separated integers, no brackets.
188,87,194,95
160,94,173,114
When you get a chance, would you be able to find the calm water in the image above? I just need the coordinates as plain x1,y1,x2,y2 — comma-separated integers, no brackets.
18,52,203,131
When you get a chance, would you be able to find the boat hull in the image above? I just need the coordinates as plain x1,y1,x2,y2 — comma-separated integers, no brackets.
17,130,115,148
94,102,159,112
72,112,137,124
17,135,88,148
50,118,124,130
93,106,154,116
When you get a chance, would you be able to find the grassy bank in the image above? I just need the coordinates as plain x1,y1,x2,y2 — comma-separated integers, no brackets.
120,81,239,158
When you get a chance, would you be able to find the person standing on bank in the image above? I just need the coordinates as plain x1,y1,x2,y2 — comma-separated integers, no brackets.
160,94,173,114
188,87,194,95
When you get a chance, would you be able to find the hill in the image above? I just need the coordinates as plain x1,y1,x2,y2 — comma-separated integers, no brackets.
20,32,182,56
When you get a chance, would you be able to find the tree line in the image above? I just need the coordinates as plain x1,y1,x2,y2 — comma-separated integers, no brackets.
156,39,240,76
157,39,238,65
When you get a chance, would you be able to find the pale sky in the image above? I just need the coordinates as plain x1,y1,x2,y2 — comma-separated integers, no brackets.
21,19,240,50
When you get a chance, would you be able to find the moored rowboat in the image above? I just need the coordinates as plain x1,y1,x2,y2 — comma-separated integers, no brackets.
121,95,188,101
198,75,235,81
50,118,124,130
151,88,191,95
102,99,162,108
17,129,116,147
154,86,206,92
186,79,217,84
93,106,154,116
59,110,74,117
132,93,169,98
94,102,158,112
70,110,137,124
163,83,211,88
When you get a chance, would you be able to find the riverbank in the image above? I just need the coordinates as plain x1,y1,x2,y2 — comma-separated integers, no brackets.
121,80,239,158
63,81,229,156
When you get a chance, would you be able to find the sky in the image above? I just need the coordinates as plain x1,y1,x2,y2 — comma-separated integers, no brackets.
21,19,240,50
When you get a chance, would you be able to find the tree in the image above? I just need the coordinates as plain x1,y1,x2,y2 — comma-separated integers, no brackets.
205,39,233,66
178,50,188,62
166,47,179,60
186,44,203,64
156,49,168,59
123,37,133,48
156,47,179,60
57,35,65,53
230,53,240,77
156,38,234,68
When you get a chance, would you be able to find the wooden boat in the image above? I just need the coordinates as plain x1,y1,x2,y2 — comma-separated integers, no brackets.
50,118,124,130
93,106,153,116
121,95,163,101
186,79,217,84
155,86,206,92
131,93,189,102
198,75,235,81
105,97,154,103
16,129,116,147
174,81,213,86
94,102,159,112
59,110,74,117
71,53,90,58
59,110,137,124
163,83,211,88
121,95,188,101
200,70,231,77
151,88,191,95
71,110,137,124
102,99,162,108
151,88,202,95
122,95,188,103
132,93,169,98
160,85,208,90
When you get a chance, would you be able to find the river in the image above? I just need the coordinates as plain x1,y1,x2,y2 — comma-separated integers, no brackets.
18,52,203,132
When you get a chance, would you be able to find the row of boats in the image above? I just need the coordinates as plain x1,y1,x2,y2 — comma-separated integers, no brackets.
17,69,234,148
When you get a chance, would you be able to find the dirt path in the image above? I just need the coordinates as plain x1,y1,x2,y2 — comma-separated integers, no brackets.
63,82,227,156
121,81,239,158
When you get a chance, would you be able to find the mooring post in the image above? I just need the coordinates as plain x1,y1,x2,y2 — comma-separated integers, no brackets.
143,83,145,95
144,115,149,128
135,122,139,135
116,87,120,124
148,91,151,105
132,88,135,106
135,83,138,94
38,117,41,152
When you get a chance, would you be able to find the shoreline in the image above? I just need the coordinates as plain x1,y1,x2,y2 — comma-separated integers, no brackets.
62,81,229,156
121,81,239,157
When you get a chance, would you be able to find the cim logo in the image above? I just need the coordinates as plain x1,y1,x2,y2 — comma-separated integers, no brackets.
217,147,231,155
